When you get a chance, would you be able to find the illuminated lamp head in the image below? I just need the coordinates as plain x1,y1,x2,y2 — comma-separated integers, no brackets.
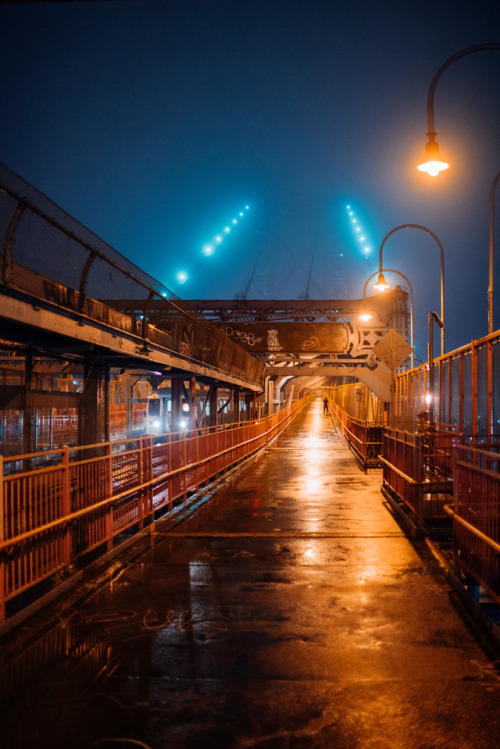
417,133,449,177
373,272,391,293
359,312,373,322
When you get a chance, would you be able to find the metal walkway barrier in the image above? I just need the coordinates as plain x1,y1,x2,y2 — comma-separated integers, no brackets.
0,399,305,625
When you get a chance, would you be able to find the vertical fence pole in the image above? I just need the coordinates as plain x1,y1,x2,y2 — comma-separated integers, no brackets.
415,434,424,536
448,358,453,430
168,433,172,509
487,340,493,439
459,353,464,434
471,343,478,435
138,438,148,529
146,436,153,523
61,445,71,566
105,443,113,550
0,455,5,622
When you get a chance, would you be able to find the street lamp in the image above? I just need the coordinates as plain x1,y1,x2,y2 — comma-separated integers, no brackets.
488,171,500,333
417,42,500,334
417,135,449,176
362,267,414,369
378,224,445,356
373,272,391,293
417,43,500,176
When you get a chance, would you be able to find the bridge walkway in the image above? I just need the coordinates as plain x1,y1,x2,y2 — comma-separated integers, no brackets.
2,399,500,749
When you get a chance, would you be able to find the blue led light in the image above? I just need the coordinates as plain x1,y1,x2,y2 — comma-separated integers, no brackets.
346,204,371,257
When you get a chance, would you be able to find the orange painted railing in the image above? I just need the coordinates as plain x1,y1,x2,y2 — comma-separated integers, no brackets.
449,444,500,605
329,401,383,469
0,399,305,623
395,329,500,436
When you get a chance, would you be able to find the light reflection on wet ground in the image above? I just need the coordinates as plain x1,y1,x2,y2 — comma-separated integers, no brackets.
1,399,500,749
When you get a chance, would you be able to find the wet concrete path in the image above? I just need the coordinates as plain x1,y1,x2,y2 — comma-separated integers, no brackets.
2,399,500,748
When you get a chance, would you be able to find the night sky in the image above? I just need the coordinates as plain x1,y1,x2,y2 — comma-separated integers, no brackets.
1,0,500,361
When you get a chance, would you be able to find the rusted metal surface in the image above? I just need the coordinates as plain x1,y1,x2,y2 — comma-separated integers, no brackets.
116,295,408,323
217,321,350,353
106,291,410,392
0,399,305,623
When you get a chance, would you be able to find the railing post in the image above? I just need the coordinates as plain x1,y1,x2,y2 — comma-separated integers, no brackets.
195,428,200,491
147,436,154,522
0,455,5,622
487,340,493,439
105,443,113,549
61,445,72,565
414,434,424,535
183,433,187,500
471,342,478,434
168,433,173,509
459,352,464,433
138,437,152,529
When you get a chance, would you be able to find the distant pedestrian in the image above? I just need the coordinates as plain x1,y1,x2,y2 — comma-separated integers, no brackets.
323,397,328,414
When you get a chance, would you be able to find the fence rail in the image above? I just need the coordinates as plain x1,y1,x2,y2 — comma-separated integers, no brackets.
0,399,305,624
395,329,500,436
328,401,383,469
451,444,500,605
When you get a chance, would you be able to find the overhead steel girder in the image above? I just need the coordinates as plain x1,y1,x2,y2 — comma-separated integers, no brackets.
265,366,358,377
0,291,263,393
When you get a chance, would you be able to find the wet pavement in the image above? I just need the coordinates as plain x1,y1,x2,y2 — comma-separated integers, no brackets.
1,399,500,749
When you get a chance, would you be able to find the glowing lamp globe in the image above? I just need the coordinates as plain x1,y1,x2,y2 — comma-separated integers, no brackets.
373,272,391,293
359,312,372,322
417,137,449,177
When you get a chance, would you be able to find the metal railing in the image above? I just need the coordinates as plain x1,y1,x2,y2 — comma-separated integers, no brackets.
0,399,305,624
395,330,500,436
449,444,500,605
329,401,383,469
380,429,500,536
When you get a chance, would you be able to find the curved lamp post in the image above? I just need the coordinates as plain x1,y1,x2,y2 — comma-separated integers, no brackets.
488,171,500,333
378,224,444,356
362,267,414,369
417,43,500,176
417,43,500,334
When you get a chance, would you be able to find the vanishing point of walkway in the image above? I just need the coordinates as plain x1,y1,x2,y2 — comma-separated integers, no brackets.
2,400,500,749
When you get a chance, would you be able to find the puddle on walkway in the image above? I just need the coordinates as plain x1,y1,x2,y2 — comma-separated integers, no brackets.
1,400,498,749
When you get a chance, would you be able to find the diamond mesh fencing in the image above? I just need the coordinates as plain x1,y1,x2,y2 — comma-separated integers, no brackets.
0,162,264,386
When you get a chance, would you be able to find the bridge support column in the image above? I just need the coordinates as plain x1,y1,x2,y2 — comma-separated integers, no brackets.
23,348,34,455
171,376,183,433
209,386,218,428
244,392,253,422
265,376,275,415
233,388,240,423
120,373,133,438
79,353,109,446
190,377,197,430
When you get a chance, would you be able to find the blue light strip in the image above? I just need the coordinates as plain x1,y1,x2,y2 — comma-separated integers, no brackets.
346,204,371,259
175,204,250,286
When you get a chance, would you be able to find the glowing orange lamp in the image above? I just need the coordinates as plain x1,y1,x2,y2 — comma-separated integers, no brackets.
373,272,391,293
417,133,449,177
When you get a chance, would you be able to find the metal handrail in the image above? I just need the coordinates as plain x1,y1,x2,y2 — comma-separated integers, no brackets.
444,504,500,555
